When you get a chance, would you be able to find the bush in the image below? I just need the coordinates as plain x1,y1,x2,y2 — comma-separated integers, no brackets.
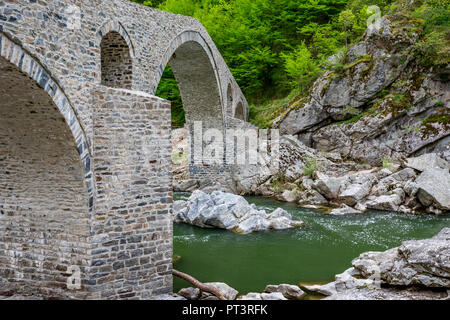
303,156,319,177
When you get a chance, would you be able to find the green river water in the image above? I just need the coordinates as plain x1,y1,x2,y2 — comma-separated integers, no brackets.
173,193,450,294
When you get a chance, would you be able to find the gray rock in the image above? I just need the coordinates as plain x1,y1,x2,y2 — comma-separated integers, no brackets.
174,190,304,234
237,292,262,300
329,204,361,215
152,294,187,300
365,188,405,211
264,284,306,300
415,168,450,210
280,189,299,202
277,99,328,136
313,172,348,199
301,282,338,296
352,228,450,288
178,287,201,300
339,182,373,206
260,292,287,300
324,286,445,300
405,153,449,172
206,282,239,300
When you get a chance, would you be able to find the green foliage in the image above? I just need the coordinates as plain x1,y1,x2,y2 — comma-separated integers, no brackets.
281,42,321,90
342,105,360,116
155,66,185,128
131,0,401,126
382,157,396,170
411,1,450,68
303,156,320,177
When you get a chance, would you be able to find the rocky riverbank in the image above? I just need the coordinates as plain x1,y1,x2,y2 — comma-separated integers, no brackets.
169,227,450,300
173,128,450,215
304,227,450,300
173,190,304,234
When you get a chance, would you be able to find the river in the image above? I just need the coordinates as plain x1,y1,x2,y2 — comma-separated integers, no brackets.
173,192,450,295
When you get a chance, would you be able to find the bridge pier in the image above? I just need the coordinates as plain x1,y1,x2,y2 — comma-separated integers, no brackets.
88,86,173,299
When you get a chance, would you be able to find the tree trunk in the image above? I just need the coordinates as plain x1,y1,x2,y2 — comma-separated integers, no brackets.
172,269,226,300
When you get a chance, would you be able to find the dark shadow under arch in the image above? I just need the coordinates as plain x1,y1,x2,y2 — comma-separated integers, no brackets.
101,31,133,89
234,101,245,121
0,33,92,294
156,31,223,125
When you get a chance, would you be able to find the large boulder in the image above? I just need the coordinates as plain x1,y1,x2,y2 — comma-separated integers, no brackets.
405,153,449,172
415,168,450,210
365,188,405,211
352,228,450,288
338,172,377,206
371,168,417,196
313,172,348,199
173,190,304,234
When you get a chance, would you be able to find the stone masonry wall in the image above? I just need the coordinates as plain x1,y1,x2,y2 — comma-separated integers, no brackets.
89,86,172,299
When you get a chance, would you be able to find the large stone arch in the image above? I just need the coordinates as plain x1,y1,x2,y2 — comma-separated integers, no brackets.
154,30,224,124
0,32,93,296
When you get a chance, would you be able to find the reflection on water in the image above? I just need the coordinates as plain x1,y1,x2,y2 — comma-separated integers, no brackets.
173,193,450,294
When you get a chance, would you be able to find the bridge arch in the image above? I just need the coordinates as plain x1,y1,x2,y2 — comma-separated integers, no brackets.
226,83,233,115
0,32,93,294
234,101,245,121
155,31,223,124
98,21,135,90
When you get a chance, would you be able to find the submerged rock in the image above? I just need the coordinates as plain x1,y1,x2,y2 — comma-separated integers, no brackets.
329,204,361,215
173,190,304,234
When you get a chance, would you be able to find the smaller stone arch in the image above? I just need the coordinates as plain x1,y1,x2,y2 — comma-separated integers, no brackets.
226,83,233,114
98,21,135,89
154,31,224,123
234,101,245,121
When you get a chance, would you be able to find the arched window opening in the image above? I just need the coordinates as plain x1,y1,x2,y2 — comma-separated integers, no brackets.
234,101,245,120
156,65,185,128
227,83,233,112
101,31,133,89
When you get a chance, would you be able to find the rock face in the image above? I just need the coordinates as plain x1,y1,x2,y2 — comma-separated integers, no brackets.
275,10,449,166
353,228,450,288
173,190,304,234
233,138,449,214
316,228,450,300
406,153,450,172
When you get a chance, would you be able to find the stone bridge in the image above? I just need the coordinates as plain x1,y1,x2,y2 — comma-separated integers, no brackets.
0,0,249,299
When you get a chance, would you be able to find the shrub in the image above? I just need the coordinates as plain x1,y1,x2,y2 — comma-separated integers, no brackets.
303,156,320,177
